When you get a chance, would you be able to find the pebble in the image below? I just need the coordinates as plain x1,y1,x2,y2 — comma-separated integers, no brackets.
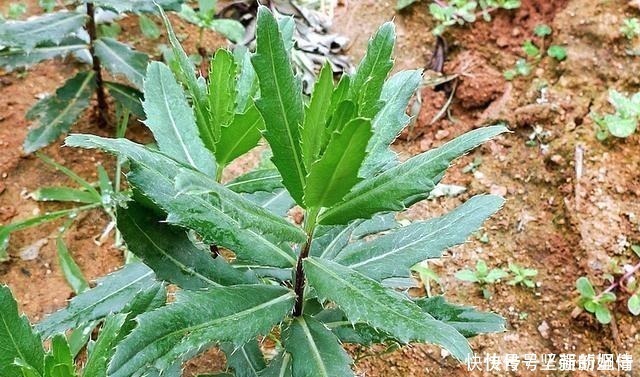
435,129,450,140
538,320,550,339
19,238,48,261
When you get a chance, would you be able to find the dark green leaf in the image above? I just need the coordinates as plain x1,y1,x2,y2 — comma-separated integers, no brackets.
310,222,360,259
414,296,505,337
0,11,86,50
283,315,354,377
216,103,264,168
95,37,148,90
44,334,76,377
314,309,394,345
221,340,266,377
117,201,256,289
105,82,145,118
94,0,182,13
32,187,99,204
244,189,295,217
0,37,87,72
319,125,508,225
335,195,504,280
208,48,237,145
304,257,471,361
24,71,96,153
142,61,216,175
0,285,45,377
302,63,334,168
258,353,292,377
252,7,306,206
108,286,295,377
83,314,127,377
36,263,156,338
304,118,372,208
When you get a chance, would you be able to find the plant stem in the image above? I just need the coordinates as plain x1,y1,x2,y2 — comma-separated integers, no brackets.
86,1,108,128
601,261,640,296
292,207,320,317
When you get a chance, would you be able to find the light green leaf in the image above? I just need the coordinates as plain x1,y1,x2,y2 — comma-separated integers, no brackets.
117,201,256,289
0,37,87,72
414,296,505,337
0,11,86,50
258,353,291,377
283,315,354,377
252,7,306,206
208,48,237,145
36,263,155,338
336,196,504,280
304,118,372,209
44,334,76,377
595,305,611,324
56,236,90,294
234,47,257,112
138,14,160,40
396,0,419,10
319,125,508,225
68,321,97,358
108,286,295,377
32,186,99,204
304,257,471,361
0,285,45,377
302,63,334,169
226,169,283,194
105,82,145,118
83,314,127,377
142,61,216,175
95,38,148,90
349,22,395,119
628,294,640,316
216,103,264,168
210,18,245,43
360,69,422,177
24,71,96,153
604,114,637,138
221,340,266,377
455,270,479,282
576,277,595,298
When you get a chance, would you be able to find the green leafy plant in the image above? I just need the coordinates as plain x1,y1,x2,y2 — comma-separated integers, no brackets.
576,277,617,324
508,263,538,288
504,24,566,80
2,7,509,376
4,2,27,19
591,89,640,139
456,260,507,298
0,0,183,152
427,0,521,35
621,17,640,40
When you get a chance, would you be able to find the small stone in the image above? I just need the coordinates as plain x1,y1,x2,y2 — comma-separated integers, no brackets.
435,129,450,140
490,185,508,197
538,320,550,339
550,154,565,165
19,238,48,261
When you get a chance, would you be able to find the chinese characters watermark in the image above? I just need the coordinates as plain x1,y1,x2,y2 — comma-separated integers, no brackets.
466,353,633,372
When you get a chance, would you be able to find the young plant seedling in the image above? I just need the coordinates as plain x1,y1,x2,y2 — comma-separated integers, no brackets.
591,89,640,139
508,263,538,289
1,7,509,376
621,18,640,40
456,260,508,298
178,0,245,53
576,277,616,324
0,0,182,152
504,24,566,80
426,0,521,35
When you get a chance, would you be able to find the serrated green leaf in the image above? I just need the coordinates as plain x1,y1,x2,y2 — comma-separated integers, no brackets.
44,334,77,377
0,11,86,50
158,7,212,153
244,189,295,217
252,7,306,206
414,296,505,337
234,47,256,112
283,315,354,377
36,263,156,338
142,61,216,175
24,71,96,153
208,49,237,144
68,321,97,357
105,82,145,118
117,201,256,289
314,308,394,345
0,37,87,72
216,103,265,168
210,18,245,43
305,118,372,209
304,257,471,361
258,353,291,377
226,169,283,194
32,187,99,204
310,221,360,259
0,285,45,377
116,283,167,343
56,236,90,294
351,213,397,239
360,69,422,177
302,63,334,168
95,37,148,90
94,0,182,13
83,313,127,377
221,340,266,377
349,22,395,119
335,195,504,280
64,135,299,267
319,125,508,225
322,100,356,145
108,286,295,377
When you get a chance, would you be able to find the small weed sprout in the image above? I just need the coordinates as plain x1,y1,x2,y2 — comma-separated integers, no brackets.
591,90,640,139
508,263,538,288
504,24,566,80
576,277,616,324
456,260,508,298
425,0,521,35
621,18,640,39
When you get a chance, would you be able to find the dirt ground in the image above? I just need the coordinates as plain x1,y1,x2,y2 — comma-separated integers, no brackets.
1,0,640,376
